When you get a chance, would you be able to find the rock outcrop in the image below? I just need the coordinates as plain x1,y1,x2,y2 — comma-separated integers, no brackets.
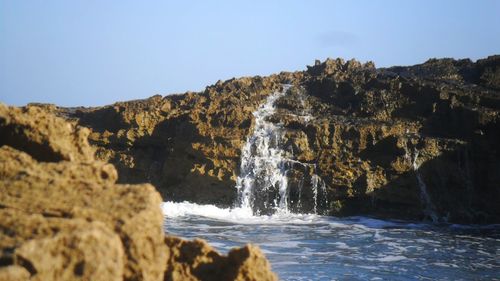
0,103,167,280
298,56,500,222
61,78,284,207
164,236,277,281
60,56,500,224
0,104,276,280
0,104,94,163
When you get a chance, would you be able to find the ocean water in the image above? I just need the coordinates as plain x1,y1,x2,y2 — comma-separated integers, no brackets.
162,201,500,281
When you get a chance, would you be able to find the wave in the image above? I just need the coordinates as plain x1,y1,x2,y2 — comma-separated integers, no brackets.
161,201,421,229
162,201,500,231
162,201,327,225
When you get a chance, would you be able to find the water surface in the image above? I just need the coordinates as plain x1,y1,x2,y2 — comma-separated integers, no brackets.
163,201,500,281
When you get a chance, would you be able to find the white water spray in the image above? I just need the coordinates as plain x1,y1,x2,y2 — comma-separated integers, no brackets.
235,85,291,214
407,148,439,223
235,85,328,215
311,174,328,214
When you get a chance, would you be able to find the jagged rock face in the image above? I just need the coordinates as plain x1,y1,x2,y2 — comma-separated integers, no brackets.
62,56,500,223
297,57,500,222
0,103,278,280
64,77,286,206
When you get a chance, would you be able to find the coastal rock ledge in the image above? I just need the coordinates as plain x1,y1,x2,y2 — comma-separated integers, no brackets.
62,55,500,223
0,104,277,281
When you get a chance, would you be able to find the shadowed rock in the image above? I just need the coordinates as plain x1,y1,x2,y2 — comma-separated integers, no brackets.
0,104,94,162
60,56,500,223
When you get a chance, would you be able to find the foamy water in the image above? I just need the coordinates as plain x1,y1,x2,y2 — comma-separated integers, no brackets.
163,201,500,281
162,201,322,225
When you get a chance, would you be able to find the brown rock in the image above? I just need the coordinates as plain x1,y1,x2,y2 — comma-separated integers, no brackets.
164,236,277,281
0,145,167,281
0,266,30,281
0,103,279,281
0,103,94,163
0,104,167,281
0,209,124,281
60,56,500,223
65,77,285,207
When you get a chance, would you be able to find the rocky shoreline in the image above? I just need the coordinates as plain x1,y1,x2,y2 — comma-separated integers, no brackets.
1,55,499,280
63,55,499,223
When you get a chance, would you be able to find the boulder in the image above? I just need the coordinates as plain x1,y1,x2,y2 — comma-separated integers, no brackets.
1,209,124,281
0,104,94,162
0,104,167,280
0,103,278,280
164,236,277,281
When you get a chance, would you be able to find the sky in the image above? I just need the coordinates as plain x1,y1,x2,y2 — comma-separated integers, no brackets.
1,1,499,107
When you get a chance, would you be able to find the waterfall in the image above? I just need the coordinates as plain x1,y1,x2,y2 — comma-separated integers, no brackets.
235,85,290,215
311,174,328,214
235,85,327,215
408,148,439,223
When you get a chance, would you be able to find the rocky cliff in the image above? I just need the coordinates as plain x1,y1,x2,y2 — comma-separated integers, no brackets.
0,104,277,281
59,56,500,223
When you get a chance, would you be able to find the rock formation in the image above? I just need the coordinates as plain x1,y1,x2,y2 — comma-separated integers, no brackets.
0,104,276,280
60,78,284,207
59,56,500,224
164,236,277,281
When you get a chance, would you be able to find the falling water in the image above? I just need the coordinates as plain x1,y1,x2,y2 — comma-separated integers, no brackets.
409,149,439,223
311,174,328,214
235,85,291,214
235,85,327,215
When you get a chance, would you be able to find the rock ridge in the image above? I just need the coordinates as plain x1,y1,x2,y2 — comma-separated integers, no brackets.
58,55,500,223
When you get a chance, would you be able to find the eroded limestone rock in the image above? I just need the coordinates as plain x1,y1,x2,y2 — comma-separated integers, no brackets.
0,145,167,281
0,103,278,280
0,104,166,280
0,104,94,162
62,56,500,223
164,236,277,281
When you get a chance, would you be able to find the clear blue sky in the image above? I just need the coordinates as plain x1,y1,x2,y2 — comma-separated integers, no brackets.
1,0,499,107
